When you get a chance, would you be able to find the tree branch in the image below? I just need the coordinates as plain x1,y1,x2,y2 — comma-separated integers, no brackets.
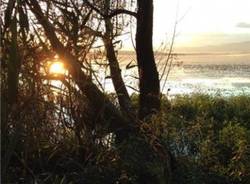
108,9,137,18
83,26,104,38
83,0,137,19
83,0,105,17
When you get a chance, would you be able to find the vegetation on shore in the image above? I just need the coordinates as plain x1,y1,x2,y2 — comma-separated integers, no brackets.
3,93,250,183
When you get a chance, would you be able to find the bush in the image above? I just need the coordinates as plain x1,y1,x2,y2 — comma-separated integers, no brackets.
162,94,250,183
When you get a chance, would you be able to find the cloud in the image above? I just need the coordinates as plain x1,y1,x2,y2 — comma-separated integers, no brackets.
236,22,250,28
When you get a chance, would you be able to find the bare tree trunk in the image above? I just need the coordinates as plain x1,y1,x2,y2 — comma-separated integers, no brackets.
103,24,134,119
2,17,22,180
135,1,173,183
136,0,160,119
102,0,133,117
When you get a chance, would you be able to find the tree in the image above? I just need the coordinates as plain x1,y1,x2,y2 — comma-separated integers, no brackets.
84,0,160,119
2,0,173,183
26,0,131,133
136,0,160,119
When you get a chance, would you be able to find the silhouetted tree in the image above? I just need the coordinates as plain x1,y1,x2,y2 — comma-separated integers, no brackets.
136,0,160,119
2,0,173,183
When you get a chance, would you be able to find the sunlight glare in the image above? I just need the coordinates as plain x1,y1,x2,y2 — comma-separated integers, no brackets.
49,62,65,75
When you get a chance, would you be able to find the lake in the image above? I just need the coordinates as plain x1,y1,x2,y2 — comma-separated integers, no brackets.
92,52,250,96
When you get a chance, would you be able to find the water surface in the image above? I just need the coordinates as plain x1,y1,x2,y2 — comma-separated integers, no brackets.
95,53,250,96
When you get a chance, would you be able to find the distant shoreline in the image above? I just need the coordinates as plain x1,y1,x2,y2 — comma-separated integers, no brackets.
119,50,250,56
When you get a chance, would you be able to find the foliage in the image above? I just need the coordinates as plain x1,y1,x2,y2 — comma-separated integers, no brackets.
161,94,250,183
2,90,250,183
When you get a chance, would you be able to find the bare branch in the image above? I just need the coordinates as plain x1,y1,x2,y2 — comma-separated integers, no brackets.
83,26,104,38
83,0,137,19
83,0,105,17
108,9,137,18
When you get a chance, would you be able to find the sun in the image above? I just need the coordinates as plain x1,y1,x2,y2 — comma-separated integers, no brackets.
49,62,65,75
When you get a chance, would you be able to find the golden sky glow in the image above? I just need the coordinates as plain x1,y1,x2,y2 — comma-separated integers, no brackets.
153,0,250,48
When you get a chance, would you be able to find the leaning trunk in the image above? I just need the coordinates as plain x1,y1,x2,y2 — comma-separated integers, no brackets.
103,20,134,118
103,0,134,142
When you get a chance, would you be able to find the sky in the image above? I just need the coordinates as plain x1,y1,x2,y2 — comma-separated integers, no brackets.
153,0,250,49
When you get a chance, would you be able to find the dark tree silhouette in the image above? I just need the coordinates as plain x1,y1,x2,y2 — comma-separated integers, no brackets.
2,0,173,183
136,0,160,119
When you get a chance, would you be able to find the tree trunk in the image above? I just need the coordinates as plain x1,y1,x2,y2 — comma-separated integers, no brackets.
103,18,134,118
136,0,160,119
135,1,173,183
102,0,134,142
2,17,22,180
